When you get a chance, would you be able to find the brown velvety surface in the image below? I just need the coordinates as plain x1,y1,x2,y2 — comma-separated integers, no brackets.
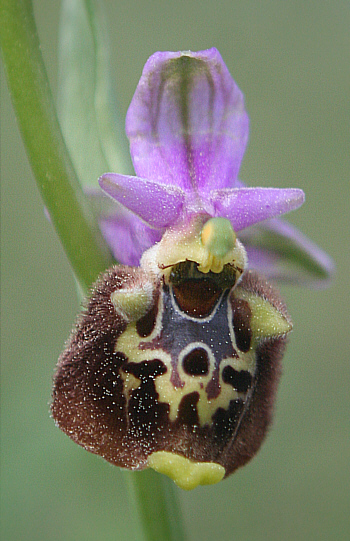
52,266,289,476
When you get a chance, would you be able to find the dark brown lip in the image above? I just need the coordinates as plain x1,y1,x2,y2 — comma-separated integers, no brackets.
169,260,237,290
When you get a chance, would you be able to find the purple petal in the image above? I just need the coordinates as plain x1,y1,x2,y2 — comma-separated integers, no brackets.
239,218,335,287
100,215,162,266
265,218,335,275
210,187,305,230
85,187,163,265
126,48,249,194
99,173,185,228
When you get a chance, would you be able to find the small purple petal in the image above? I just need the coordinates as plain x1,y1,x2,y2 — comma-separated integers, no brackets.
240,218,335,286
264,218,335,276
85,187,163,266
99,173,185,228
100,215,162,266
210,187,305,230
126,48,249,194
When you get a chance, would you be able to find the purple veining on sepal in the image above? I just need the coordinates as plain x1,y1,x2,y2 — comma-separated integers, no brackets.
126,48,249,193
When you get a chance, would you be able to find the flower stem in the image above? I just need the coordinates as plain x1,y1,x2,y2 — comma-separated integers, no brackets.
123,470,187,541
1,2,188,539
0,0,113,292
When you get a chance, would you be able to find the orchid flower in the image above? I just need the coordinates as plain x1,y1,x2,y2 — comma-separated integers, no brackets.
2,0,337,536
51,49,334,493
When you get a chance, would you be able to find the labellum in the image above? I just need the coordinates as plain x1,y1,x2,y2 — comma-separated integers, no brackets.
52,49,332,490
52,215,291,490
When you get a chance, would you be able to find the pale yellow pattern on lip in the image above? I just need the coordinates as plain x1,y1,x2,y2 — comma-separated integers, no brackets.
114,283,257,426
147,451,225,490
154,345,253,425
114,287,165,358
120,371,141,403
116,316,255,426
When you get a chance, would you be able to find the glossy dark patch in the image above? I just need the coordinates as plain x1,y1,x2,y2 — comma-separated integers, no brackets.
136,298,158,337
172,280,221,317
182,347,209,376
212,399,244,443
169,260,237,290
142,286,236,366
123,359,166,380
125,360,169,439
222,365,252,393
177,392,200,426
231,298,252,352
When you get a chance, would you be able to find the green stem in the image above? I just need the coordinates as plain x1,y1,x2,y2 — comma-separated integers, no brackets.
0,0,113,292
123,470,187,541
1,1,188,539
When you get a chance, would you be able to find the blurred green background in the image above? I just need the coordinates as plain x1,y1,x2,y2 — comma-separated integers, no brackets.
1,1,349,540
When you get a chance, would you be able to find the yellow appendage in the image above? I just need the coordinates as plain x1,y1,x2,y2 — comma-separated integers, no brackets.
235,289,292,340
147,451,225,490
110,283,153,322
141,214,247,278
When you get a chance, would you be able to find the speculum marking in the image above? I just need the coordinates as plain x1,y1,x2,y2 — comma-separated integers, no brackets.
116,283,257,428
